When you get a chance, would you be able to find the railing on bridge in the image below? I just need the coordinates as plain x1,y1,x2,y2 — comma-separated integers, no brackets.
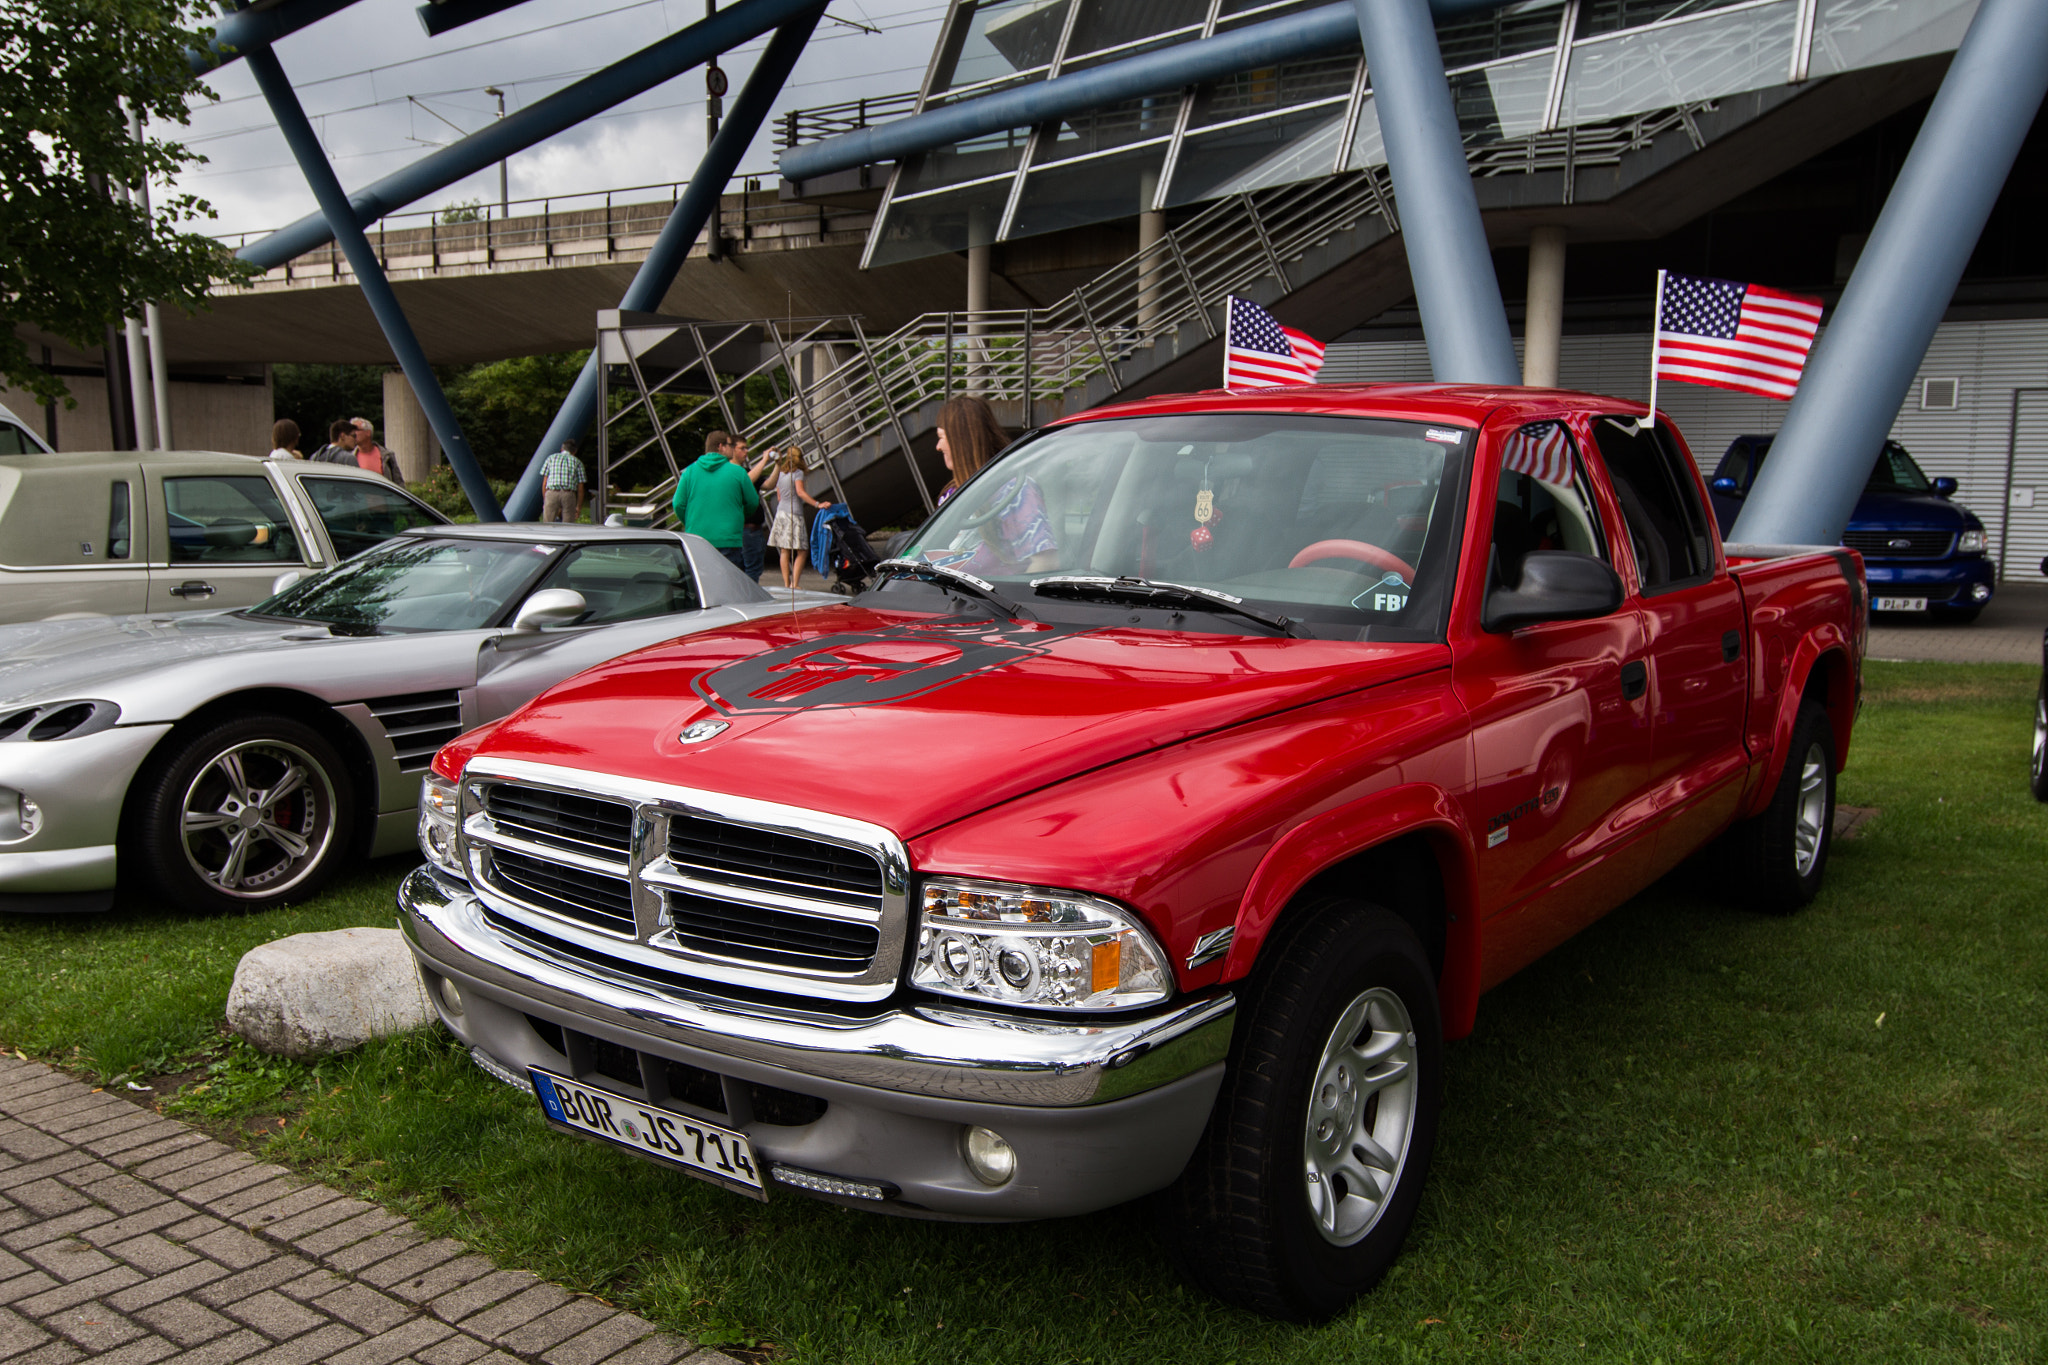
776,91,920,150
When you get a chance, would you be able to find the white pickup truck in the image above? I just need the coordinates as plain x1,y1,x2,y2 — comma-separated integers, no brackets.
0,450,447,623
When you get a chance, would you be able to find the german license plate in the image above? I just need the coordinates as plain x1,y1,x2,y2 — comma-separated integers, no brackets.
529,1068,766,1200
1872,596,1928,612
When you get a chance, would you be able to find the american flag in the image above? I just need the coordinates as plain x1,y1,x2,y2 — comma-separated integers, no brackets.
1653,271,1824,401
1501,422,1574,485
1223,296,1325,388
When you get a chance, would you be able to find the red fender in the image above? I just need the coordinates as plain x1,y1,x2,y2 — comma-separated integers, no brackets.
1744,634,1852,820
1219,783,1486,1040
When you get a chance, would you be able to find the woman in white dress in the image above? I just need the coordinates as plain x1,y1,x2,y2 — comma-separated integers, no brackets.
767,446,829,588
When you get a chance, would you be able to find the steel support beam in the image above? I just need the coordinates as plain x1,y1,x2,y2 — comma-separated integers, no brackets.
781,0,1521,184
189,0,364,76
1351,0,1518,385
247,48,504,521
238,0,824,271
416,0,539,38
1731,0,2048,549
505,6,826,522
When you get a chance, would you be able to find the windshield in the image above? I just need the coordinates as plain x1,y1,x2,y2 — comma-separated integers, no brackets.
249,537,558,633
1866,441,1933,494
898,413,1469,638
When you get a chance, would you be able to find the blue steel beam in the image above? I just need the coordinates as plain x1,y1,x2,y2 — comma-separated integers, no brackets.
1730,0,2048,549
189,0,364,76
417,0,540,38
779,0,1520,184
505,6,827,522
247,47,505,522
1351,0,1517,385
238,0,825,271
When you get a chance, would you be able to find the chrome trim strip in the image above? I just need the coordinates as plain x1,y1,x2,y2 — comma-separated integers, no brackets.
401,865,1235,1107
460,757,911,1004
1185,926,1235,970
465,815,631,878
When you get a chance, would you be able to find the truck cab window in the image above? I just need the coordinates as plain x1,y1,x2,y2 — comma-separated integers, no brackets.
1490,422,1607,592
164,476,301,564
1593,417,1712,591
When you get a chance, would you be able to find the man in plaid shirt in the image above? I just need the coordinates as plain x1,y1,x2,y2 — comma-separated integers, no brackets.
541,438,586,522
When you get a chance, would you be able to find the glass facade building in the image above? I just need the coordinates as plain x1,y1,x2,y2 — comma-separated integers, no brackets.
863,0,1980,268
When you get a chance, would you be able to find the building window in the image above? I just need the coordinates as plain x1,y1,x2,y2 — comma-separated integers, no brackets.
1921,378,1960,410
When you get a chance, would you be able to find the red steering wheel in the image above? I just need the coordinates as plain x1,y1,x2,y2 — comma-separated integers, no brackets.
1289,539,1416,580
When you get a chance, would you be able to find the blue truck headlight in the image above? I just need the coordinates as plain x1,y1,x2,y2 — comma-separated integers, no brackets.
913,878,1171,1011
418,774,466,880
1959,530,1988,554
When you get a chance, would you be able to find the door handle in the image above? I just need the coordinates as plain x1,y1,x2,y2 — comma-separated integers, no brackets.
1619,659,1648,700
169,581,216,598
1722,630,1742,663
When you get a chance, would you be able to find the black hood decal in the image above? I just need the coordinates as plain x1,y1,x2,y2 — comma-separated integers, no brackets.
693,616,1089,715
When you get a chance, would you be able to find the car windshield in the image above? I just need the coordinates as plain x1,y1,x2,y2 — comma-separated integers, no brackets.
1866,441,1933,494
896,413,1469,638
248,538,559,633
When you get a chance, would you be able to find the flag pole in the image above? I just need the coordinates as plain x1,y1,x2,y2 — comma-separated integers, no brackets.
1221,295,1235,391
1645,269,1666,430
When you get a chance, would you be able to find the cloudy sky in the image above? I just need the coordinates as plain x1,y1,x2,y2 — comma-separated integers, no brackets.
172,0,944,242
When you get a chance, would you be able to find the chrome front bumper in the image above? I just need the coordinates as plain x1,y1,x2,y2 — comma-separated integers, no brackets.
400,865,1234,1218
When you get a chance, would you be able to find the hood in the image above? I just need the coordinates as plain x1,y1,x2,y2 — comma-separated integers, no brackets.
0,612,348,708
475,604,1446,839
693,452,732,472
1848,489,1980,533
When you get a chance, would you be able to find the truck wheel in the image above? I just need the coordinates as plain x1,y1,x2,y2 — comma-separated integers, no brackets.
131,714,352,914
1730,698,1835,914
1159,898,1442,1322
2030,676,2047,803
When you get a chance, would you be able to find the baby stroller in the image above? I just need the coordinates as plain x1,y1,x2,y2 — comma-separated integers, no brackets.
811,504,883,595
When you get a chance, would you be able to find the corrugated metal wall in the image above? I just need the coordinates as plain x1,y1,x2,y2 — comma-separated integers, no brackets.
1321,318,2048,576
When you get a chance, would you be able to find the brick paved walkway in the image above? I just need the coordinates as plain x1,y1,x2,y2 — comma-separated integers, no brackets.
0,1057,732,1365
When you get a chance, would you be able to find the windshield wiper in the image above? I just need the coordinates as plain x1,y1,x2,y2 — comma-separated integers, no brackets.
875,558,1026,618
1030,575,1306,637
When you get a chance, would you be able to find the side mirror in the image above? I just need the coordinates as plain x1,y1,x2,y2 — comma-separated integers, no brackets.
1932,477,1958,498
2039,555,2048,578
510,588,587,633
1484,551,1625,633
270,570,307,596
1709,476,1740,495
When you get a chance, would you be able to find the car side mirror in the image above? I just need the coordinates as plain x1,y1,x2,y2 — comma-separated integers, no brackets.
510,588,587,632
1483,551,1625,633
270,570,306,596
1932,477,1958,498
1709,476,1740,495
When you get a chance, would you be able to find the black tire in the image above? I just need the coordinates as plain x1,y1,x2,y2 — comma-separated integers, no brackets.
1158,898,1443,1322
2029,675,2047,803
131,714,353,914
1727,697,1835,915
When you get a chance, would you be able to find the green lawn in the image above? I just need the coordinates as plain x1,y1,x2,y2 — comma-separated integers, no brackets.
2,660,2042,1363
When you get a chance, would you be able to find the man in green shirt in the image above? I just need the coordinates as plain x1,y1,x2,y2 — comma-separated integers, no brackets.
671,430,761,574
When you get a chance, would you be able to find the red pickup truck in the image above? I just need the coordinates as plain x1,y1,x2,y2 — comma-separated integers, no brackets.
400,384,1865,1321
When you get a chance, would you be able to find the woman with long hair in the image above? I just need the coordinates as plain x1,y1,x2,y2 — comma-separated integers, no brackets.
926,394,1059,574
768,445,829,588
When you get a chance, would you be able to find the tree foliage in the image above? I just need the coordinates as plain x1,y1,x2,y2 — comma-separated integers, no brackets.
0,1,253,404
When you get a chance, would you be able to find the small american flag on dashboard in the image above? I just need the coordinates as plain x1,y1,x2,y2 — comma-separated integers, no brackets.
1653,270,1823,401
1223,296,1326,388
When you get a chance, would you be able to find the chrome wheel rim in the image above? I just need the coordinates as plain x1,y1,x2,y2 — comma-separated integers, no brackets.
1793,739,1829,878
1302,986,1418,1247
180,739,336,900
2032,691,2045,785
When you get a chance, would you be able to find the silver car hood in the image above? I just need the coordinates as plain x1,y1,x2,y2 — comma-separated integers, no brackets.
0,612,334,709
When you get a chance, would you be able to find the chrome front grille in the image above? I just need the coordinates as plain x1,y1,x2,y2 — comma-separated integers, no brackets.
461,760,909,1004
1842,528,1953,560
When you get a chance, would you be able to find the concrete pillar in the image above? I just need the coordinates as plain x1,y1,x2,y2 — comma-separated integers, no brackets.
1137,166,1166,332
1522,225,1565,388
383,370,442,484
1732,0,2048,548
1350,0,1519,386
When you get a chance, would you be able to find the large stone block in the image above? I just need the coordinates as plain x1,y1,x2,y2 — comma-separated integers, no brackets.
226,928,434,1059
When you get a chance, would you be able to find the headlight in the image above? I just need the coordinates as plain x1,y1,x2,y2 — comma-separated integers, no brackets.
418,774,466,880
912,878,1171,1011
1958,529,1988,554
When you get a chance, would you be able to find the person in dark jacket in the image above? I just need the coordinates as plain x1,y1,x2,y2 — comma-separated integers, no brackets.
309,419,358,465
672,431,761,572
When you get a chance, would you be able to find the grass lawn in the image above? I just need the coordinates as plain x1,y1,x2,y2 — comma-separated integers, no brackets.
2,659,2042,1363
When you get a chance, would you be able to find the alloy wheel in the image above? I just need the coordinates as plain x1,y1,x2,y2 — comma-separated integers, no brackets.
179,739,337,900
1302,986,1419,1247
1792,739,1829,878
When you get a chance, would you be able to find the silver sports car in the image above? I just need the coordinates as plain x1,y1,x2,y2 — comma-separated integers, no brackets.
0,524,828,914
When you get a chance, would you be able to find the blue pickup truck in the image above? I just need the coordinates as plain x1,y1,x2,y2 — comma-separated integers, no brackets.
1708,435,1995,623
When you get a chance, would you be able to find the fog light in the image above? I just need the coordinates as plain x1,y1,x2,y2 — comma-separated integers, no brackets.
962,1125,1016,1186
1971,582,1992,602
0,790,38,843
438,976,464,1018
